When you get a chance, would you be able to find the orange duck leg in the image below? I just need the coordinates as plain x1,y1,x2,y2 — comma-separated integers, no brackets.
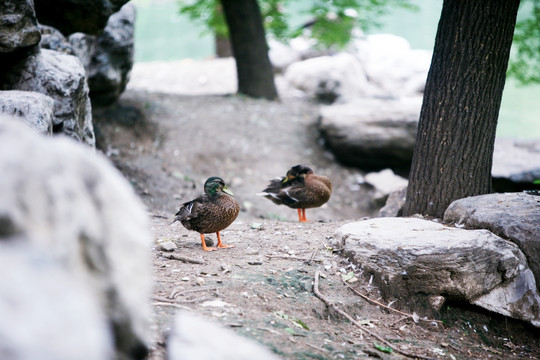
216,231,235,249
200,233,217,252
297,208,308,222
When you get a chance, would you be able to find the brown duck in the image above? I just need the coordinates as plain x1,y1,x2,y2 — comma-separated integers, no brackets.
173,177,239,251
259,165,332,222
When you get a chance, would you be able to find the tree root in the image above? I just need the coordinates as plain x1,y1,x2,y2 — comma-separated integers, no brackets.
265,255,323,263
342,280,443,325
312,271,435,360
161,252,204,264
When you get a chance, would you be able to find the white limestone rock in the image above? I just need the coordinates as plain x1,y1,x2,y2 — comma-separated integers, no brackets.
0,90,54,133
1,48,95,146
168,311,281,360
333,217,540,327
0,118,152,359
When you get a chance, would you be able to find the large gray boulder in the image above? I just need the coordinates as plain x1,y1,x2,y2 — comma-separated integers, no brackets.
378,185,407,217
492,138,540,190
39,4,136,107
363,169,408,207
0,0,41,53
34,0,130,35
268,38,301,73
0,247,113,360
68,32,96,69
0,118,152,359
284,53,380,103
0,48,95,146
39,24,78,56
0,90,54,133
86,3,136,106
283,34,431,101
168,311,281,360
444,193,540,290
333,217,540,327
349,34,431,97
317,98,540,185
318,97,422,170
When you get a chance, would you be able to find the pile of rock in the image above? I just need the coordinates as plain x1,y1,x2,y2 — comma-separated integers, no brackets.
276,34,430,103
0,0,136,147
334,192,540,328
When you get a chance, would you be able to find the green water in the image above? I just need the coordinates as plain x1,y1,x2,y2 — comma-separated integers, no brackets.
133,0,213,61
132,0,540,139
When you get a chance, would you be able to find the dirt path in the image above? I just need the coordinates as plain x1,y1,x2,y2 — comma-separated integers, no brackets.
93,83,540,359
148,216,539,360
149,217,428,360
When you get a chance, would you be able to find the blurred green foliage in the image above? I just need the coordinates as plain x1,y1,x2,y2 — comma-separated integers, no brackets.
508,0,540,85
178,0,228,37
179,0,540,85
178,0,415,49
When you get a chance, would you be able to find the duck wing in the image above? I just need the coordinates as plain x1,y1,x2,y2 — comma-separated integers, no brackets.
174,195,208,222
259,177,304,206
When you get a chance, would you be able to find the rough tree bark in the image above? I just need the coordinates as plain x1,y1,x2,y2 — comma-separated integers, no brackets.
220,0,278,100
402,0,520,218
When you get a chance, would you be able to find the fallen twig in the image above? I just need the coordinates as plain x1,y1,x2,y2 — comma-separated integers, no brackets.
161,252,204,264
153,295,210,304
265,255,323,263
152,301,191,310
313,271,435,360
169,286,218,299
306,343,327,353
306,250,318,265
342,280,443,325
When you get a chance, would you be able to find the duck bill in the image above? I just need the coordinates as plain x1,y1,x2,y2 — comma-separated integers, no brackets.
282,174,295,183
222,187,234,196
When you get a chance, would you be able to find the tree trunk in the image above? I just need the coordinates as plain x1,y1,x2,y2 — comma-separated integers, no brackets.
215,35,232,58
402,0,520,218
220,0,278,100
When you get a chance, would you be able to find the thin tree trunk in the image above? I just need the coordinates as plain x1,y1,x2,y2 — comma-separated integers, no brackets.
402,0,520,218
215,35,232,58
220,0,278,100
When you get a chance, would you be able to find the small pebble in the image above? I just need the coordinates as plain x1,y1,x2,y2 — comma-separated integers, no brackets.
220,263,230,271
158,241,177,252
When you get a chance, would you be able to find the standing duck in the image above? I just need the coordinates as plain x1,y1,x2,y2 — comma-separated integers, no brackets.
173,177,239,251
259,165,332,222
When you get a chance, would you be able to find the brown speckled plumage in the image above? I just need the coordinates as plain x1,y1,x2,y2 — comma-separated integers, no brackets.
259,165,332,222
174,177,239,251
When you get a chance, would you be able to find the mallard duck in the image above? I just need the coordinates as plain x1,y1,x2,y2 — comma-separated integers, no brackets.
259,165,332,222
173,177,239,251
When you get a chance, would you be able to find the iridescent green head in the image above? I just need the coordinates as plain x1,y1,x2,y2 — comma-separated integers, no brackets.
204,176,234,198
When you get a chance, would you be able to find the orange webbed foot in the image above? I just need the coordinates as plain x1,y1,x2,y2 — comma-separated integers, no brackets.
200,234,217,251
218,244,235,249
216,232,235,249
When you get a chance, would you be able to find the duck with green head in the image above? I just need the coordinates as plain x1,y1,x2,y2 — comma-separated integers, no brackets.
173,176,240,251
259,165,332,222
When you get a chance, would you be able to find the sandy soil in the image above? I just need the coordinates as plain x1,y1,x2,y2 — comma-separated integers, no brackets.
92,60,540,360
